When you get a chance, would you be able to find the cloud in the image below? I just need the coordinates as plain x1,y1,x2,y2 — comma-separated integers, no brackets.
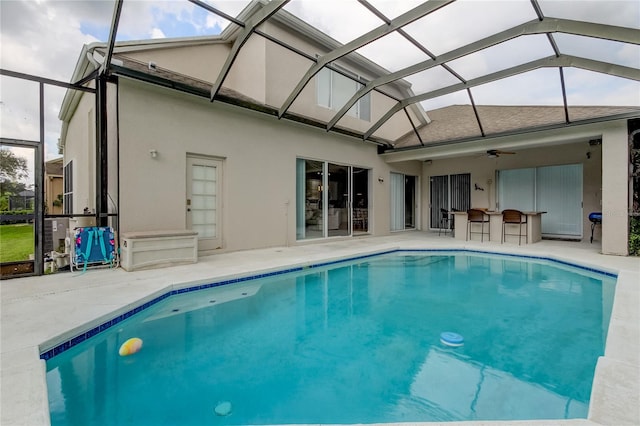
564,68,640,105
150,28,167,39
117,0,234,41
356,31,430,73
0,0,104,164
283,0,382,44
555,34,640,69
446,34,556,81
403,0,539,56
0,0,225,163
538,0,640,28
0,1,100,80
472,68,565,106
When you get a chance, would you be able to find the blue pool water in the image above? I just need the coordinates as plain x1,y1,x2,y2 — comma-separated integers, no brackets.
45,251,616,425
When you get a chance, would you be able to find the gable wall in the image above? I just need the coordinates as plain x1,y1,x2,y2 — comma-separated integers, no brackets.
120,43,230,84
116,27,421,143
224,35,267,103
261,21,417,141
63,90,96,214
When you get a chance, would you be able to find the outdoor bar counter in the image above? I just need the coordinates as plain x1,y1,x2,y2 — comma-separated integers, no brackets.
452,210,545,244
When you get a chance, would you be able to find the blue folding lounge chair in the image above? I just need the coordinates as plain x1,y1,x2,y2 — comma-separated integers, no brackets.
71,226,118,271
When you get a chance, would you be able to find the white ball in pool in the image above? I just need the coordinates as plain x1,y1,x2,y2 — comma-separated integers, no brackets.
214,401,232,416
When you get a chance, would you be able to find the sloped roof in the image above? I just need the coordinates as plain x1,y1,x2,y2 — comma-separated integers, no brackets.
44,158,63,176
394,104,640,149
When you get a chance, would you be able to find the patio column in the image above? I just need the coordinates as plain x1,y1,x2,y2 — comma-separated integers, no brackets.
601,122,629,255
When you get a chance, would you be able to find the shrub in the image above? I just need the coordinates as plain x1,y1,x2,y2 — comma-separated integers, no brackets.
630,216,640,256
0,209,34,225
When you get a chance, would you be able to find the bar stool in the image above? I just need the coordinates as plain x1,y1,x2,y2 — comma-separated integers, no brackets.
438,208,452,236
467,209,490,242
502,209,527,245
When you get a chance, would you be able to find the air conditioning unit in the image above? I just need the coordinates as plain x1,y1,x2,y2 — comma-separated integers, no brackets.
44,218,69,253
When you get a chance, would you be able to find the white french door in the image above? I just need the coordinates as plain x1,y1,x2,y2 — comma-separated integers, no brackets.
187,155,222,251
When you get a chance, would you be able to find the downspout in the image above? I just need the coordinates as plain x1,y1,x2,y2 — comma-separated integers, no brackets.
59,47,101,155
86,50,101,69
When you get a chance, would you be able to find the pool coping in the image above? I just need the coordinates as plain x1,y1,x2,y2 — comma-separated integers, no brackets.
2,237,638,426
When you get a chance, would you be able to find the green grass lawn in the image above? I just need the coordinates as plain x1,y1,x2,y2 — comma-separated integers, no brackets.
0,223,34,263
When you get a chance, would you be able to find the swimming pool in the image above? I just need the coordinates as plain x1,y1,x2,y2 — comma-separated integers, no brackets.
44,250,616,425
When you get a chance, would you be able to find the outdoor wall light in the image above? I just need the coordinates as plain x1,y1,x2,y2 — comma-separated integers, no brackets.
149,149,158,159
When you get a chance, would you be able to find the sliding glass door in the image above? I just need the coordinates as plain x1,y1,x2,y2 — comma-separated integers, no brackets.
537,165,582,236
353,167,369,235
498,164,582,237
327,163,349,237
429,173,470,230
296,159,369,240
390,173,417,231
496,168,535,211
297,159,324,240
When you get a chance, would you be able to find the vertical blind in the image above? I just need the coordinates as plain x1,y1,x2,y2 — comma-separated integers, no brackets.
498,168,535,212
450,173,471,211
429,175,448,229
430,174,470,229
537,164,582,235
390,172,405,231
498,164,582,236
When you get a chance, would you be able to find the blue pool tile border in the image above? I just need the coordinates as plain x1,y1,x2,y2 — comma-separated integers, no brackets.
39,248,616,360
398,248,618,278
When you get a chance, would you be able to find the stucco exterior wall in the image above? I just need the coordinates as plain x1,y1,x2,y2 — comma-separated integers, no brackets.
116,78,417,252
261,21,418,141
118,28,420,142
63,91,95,213
45,175,63,215
601,123,629,255
421,141,603,241
224,35,267,104
121,43,230,84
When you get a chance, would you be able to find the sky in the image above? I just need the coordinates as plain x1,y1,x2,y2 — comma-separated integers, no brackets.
0,0,639,182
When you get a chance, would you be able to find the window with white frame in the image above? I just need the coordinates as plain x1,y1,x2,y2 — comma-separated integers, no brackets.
63,160,73,215
317,66,371,121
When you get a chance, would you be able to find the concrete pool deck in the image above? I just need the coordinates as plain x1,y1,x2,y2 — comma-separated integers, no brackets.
1,232,638,426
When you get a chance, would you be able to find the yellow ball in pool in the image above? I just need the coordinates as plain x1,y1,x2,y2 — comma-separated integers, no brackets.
119,337,143,356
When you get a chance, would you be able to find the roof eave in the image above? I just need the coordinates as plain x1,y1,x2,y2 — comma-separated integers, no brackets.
383,111,640,160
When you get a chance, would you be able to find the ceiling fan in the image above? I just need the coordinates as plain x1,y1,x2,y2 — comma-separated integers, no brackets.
486,149,516,158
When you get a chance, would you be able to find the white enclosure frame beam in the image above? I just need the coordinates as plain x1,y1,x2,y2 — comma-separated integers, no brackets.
101,0,124,76
210,0,290,100
277,0,455,118
364,55,640,139
328,18,639,131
